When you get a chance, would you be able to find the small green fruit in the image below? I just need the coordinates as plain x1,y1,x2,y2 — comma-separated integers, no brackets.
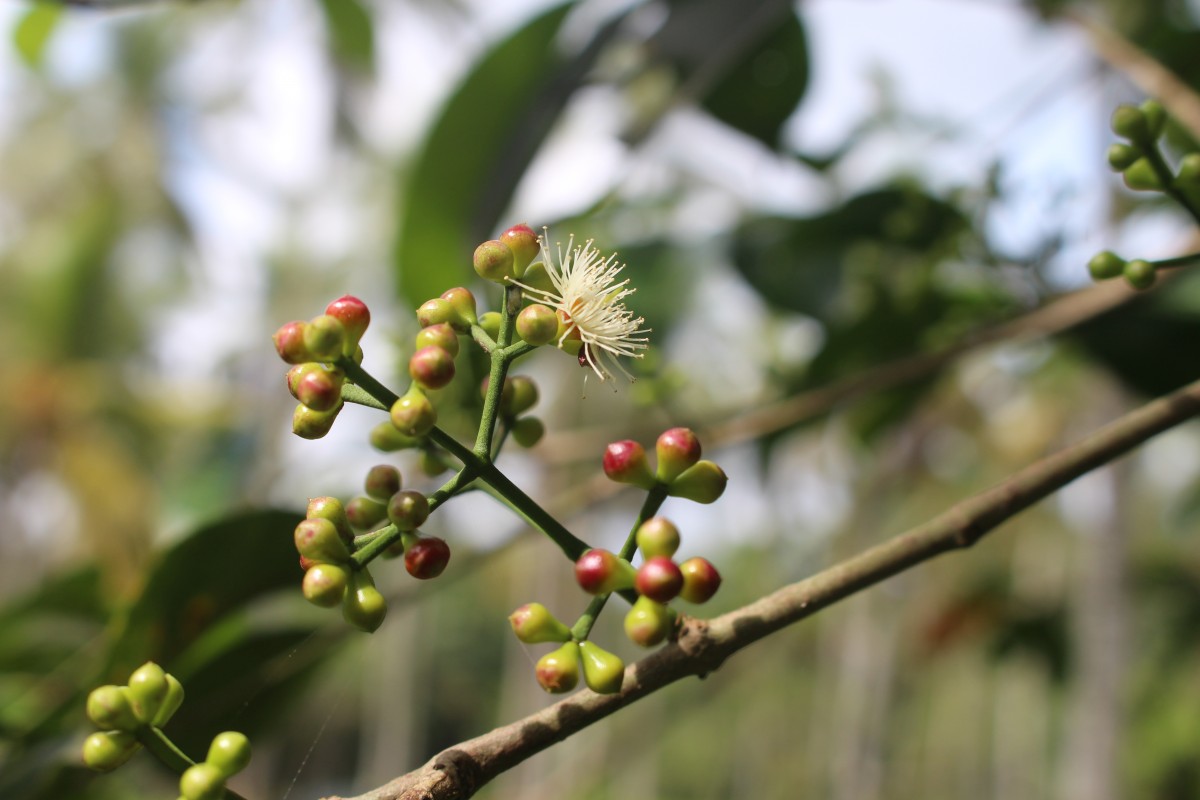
303,314,346,362
508,602,573,644
511,417,545,448
179,762,226,800
1123,158,1163,191
478,311,503,341
370,421,421,452
416,298,455,328
342,569,387,633
86,685,140,732
82,730,139,772
1106,143,1139,171
578,641,625,694
415,323,460,358
667,460,728,504
363,464,402,502
152,673,185,727
516,304,558,346
1087,250,1126,281
535,642,580,693
346,496,389,530
440,287,478,329
206,731,252,778
636,517,681,559
306,496,354,544
1111,104,1150,142
390,388,437,438
303,563,350,607
473,239,516,283
1123,258,1156,290
294,518,352,563
624,595,671,647
1140,99,1166,138
387,490,430,531
292,401,343,439
502,376,538,417
127,662,170,724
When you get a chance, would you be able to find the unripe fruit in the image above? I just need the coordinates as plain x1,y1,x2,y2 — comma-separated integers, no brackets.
295,365,343,412
346,496,387,529
473,239,515,283
509,602,573,644
535,642,580,693
1123,158,1163,191
409,345,456,390
578,640,625,694
636,555,684,603
440,287,478,329
86,685,141,732
206,731,252,778
511,416,545,448
273,320,313,364
304,314,346,362
667,460,728,504
179,761,225,800
82,730,139,772
127,662,170,724
1111,104,1150,142
152,673,185,727
387,490,430,530
294,518,352,563
307,496,353,544
516,304,558,345
501,223,540,273
416,297,455,328
1141,99,1166,138
415,323,460,358
624,595,672,647
342,569,387,632
636,517,681,559
478,311,502,341
325,295,370,352
575,549,636,595
1087,250,1126,281
303,563,350,607
1123,258,1156,290
603,440,656,489
293,401,342,439
678,557,722,604
655,427,702,483
370,421,420,452
503,376,539,417
1106,143,1139,171
390,388,437,437
364,465,402,501
405,536,450,579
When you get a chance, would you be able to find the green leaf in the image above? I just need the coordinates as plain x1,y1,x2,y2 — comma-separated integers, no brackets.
393,3,573,305
318,0,374,74
13,3,61,70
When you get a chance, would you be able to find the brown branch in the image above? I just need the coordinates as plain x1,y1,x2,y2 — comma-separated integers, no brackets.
327,374,1200,800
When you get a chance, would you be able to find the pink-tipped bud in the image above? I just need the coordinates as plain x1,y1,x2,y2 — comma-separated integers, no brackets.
535,642,580,693
303,314,346,362
294,365,343,412
409,345,456,391
578,640,625,695
415,323,460,358
667,460,728,504
500,223,540,274
389,388,437,438
273,321,313,364
363,464,402,501
302,563,349,607
325,295,370,352
292,401,342,439
636,517,681,559
387,489,430,531
624,595,672,647
306,496,353,544
508,602,573,644
345,496,388,530
404,536,450,579
635,555,684,603
440,287,478,329
473,239,515,283
574,549,636,595
416,298,455,329
655,427,702,483
603,440,655,489
294,518,352,564
516,303,558,345
678,557,722,604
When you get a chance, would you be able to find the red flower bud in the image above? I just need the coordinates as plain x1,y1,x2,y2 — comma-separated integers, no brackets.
325,295,370,352
574,549,636,595
603,440,655,489
409,345,456,391
678,556,722,604
635,555,683,603
414,323,460,358
655,427,701,483
273,320,313,364
500,223,540,274
405,536,450,579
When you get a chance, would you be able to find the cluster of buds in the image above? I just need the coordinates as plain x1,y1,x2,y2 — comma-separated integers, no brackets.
604,427,728,503
508,603,626,695
83,662,185,772
295,497,386,632
274,296,370,439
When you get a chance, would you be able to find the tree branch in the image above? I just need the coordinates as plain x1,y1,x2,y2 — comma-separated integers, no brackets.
326,374,1200,800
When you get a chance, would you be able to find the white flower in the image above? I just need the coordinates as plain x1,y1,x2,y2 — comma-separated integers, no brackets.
512,231,650,382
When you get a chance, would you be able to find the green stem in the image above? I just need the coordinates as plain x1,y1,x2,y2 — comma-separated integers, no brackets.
1154,250,1200,269
475,286,523,457
351,467,479,567
470,323,497,354
338,358,400,408
137,726,250,800
1141,141,1200,227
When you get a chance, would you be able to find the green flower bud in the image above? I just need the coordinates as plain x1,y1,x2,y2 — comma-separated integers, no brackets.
409,345,456,391
273,320,313,365
1123,158,1163,191
500,375,538,417
346,496,388,530
1111,104,1150,142
478,311,503,341
473,239,516,283
636,517,680,559
1123,258,1156,290
1140,99,1166,138
668,460,728,504
387,489,430,531
303,563,350,607
306,496,354,544
390,388,437,438
152,673,185,728
516,304,558,345
500,223,540,274
535,642,580,693
86,685,141,732
508,602,573,644
418,447,451,476
303,314,346,362
624,595,672,647
324,295,370,354
578,640,625,694
179,762,225,800
416,297,455,328
415,323,460,358
1087,250,1126,281
206,731,251,779
364,464,402,502
82,730,140,772
294,364,344,412
342,569,387,633
519,262,556,297
292,401,343,439
1106,143,1139,172
510,416,545,448
655,427,702,483
1178,153,1200,185
370,421,421,452
127,662,170,724
574,549,637,595
440,287,478,329
678,556,722,604
603,440,656,489
294,518,351,563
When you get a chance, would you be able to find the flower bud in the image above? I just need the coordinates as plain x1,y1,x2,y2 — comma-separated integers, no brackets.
473,239,515,283
1123,258,1156,290
415,323,460,358
294,365,344,412
206,731,251,779
535,642,580,693
678,557,722,604
303,563,349,607
624,595,671,647
343,496,386,531
502,375,538,417
419,447,451,476
1087,250,1125,281
655,428,701,483
519,262,556,297
1106,143,1139,172
370,420,421,452
511,416,545,448
516,304,558,345
86,685,141,732
603,440,656,488
409,345,456,391
387,489,430,531
127,662,170,724
325,295,370,353
152,673,185,728
273,320,313,364
364,464,402,501
389,387,437,438
440,287,478,329
555,311,583,356
575,549,636,595
1141,99,1166,138
479,311,502,341
636,517,680,559
578,640,625,694
404,536,451,579
82,730,139,772
500,223,540,274
667,460,728,504
179,761,225,800
292,401,342,439
303,314,346,362
509,602,573,643
416,297,454,328
636,555,683,603
294,518,352,563
1111,104,1150,142
306,496,354,544
342,569,387,632
1123,158,1163,191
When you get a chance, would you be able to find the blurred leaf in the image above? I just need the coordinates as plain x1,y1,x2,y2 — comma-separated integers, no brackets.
318,0,374,74
13,3,60,70
393,3,572,305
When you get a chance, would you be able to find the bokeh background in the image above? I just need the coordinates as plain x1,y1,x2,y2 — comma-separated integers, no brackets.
3,0,1200,798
